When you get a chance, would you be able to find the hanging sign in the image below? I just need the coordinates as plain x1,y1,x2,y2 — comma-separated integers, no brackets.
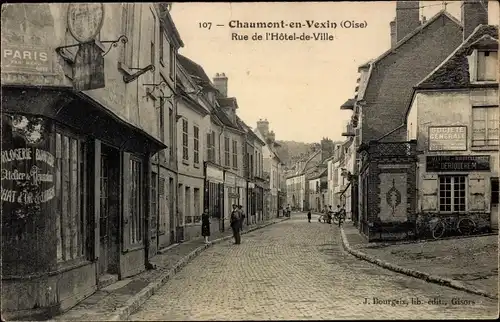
73,41,105,90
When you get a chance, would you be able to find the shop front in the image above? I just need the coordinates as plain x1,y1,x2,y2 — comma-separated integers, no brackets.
224,171,237,229
204,162,224,234
247,181,256,225
417,154,497,233
1,88,166,320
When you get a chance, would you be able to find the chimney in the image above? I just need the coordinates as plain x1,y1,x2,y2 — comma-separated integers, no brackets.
390,20,397,48
395,1,420,42
213,72,228,97
461,0,488,41
268,130,275,143
257,119,269,138
320,137,335,162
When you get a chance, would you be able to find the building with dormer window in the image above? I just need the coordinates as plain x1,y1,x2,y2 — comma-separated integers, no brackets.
405,20,498,232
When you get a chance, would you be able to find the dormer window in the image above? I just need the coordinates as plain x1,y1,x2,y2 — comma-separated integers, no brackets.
477,50,498,81
466,35,499,84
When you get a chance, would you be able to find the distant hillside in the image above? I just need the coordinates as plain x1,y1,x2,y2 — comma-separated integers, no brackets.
276,140,344,167
275,141,319,166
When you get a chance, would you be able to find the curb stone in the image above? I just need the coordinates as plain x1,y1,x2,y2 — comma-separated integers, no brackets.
340,227,498,300
109,217,290,321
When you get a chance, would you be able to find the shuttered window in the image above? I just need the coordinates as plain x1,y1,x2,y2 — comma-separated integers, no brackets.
55,130,87,262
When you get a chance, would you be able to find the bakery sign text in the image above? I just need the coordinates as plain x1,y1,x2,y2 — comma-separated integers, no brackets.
1,148,55,205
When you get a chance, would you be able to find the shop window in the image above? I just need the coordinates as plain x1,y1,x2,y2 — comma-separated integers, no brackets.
55,130,88,262
224,137,230,167
169,43,175,78
159,26,165,65
439,176,466,212
477,51,498,82
193,188,201,223
232,140,238,169
182,119,188,161
472,106,499,148
193,126,199,164
129,158,143,244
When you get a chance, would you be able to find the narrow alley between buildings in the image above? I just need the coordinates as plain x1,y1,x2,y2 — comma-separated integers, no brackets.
128,213,497,321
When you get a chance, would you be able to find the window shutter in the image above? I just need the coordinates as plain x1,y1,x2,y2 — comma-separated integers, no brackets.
93,140,101,260
421,174,438,211
469,174,486,211
122,152,131,251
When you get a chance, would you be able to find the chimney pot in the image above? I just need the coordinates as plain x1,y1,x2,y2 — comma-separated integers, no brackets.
461,0,488,41
395,1,420,42
213,72,228,97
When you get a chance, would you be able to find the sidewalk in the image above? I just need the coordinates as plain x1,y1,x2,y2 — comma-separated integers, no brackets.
52,217,289,321
341,223,498,299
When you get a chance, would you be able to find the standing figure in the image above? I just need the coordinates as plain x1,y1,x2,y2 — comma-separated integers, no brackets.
307,210,312,223
201,208,211,244
230,204,242,244
238,205,246,231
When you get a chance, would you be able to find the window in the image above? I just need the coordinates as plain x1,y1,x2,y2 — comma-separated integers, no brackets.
150,9,156,68
169,107,174,158
472,106,499,147
122,3,135,66
182,119,188,161
55,130,87,262
224,137,230,166
159,26,164,64
151,172,158,237
492,178,499,206
194,126,199,164
477,51,498,81
193,188,201,223
439,176,466,212
185,186,192,224
158,98,165,142
129,158,143,244
169,43,175,78
206,132,213,162
232,140,238,169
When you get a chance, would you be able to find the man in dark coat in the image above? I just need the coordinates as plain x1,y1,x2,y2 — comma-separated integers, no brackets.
307,210,312,223
230,204,242,244
238,205,246,231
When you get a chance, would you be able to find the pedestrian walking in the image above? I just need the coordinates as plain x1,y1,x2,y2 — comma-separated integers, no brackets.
338,204,346,227
230,204,242,244
201,208,211,244
238,205,246,231
307,210,311,223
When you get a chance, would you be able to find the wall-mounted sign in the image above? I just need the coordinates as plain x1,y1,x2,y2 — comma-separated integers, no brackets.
206,165,224,183
426,155,490,172
73,41,105,90
1,45,53,74
225,172,236,186
67,3,105,43
428,126,467,151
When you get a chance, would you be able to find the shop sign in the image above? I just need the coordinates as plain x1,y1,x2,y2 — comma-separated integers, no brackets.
225,172,236,186
236,177,246,188
428,126,467,151
73,41,105,90
426,155,490,172
206,166,224,183
1,44,53,74
228,192,240,199
1,148,55,205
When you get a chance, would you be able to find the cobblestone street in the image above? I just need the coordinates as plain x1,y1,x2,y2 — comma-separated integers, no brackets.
129,213,498,321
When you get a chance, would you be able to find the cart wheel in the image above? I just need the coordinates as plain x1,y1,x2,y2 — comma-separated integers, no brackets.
431,221,445,239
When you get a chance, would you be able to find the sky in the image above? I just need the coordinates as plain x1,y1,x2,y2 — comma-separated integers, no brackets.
170,1,499,143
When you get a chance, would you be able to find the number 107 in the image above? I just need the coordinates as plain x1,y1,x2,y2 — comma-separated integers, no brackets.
199,22,212,30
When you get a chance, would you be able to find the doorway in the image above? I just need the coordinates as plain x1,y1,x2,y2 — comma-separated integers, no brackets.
98,144,120,284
